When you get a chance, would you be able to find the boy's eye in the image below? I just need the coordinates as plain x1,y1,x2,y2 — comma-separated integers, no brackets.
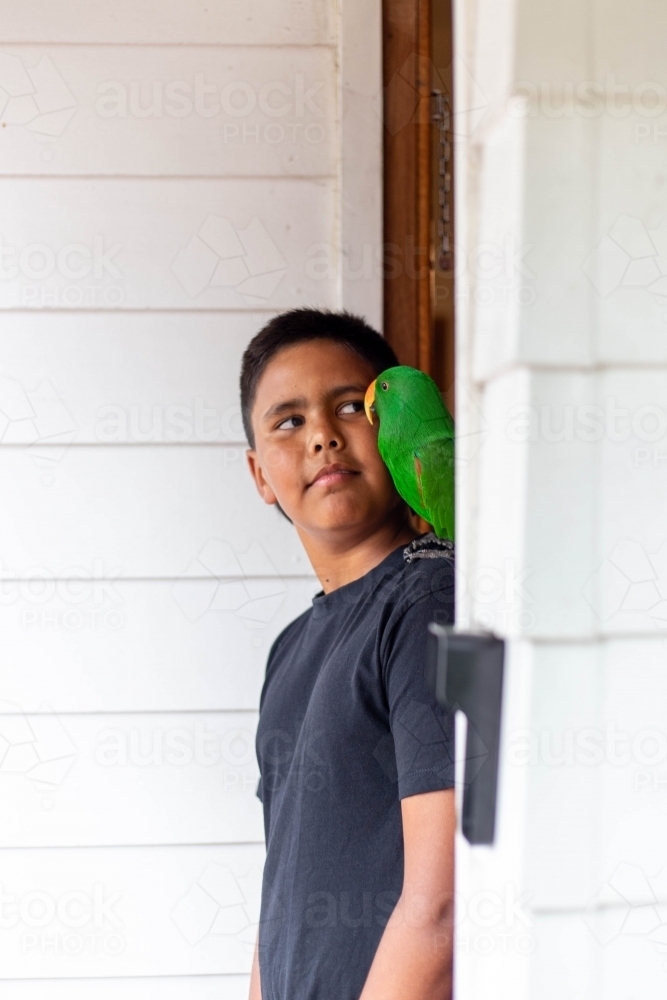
277,415,304,430
338,400,364,415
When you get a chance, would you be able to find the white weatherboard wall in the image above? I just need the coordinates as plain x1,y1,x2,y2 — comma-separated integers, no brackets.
0,2,381,995
455,1,667,998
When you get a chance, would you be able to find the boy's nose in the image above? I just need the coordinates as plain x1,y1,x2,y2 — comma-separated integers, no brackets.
314,438,339,452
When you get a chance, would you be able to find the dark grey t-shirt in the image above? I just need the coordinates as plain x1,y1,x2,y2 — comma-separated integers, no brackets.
255,535,456,1000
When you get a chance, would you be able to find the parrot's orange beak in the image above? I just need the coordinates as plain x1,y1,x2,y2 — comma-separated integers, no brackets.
364,380,376,424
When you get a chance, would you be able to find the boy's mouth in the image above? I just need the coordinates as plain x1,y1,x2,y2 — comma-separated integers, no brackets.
308,463,360,488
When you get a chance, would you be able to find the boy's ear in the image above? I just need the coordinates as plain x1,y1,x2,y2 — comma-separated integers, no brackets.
246,448,278,506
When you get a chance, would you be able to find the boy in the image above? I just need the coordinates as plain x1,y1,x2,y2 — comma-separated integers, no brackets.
242,309,456,1000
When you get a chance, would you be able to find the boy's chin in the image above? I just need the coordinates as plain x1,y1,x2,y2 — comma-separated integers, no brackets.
296,491,386,535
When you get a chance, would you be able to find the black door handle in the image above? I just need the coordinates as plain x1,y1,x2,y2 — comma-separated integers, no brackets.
426,625,505,845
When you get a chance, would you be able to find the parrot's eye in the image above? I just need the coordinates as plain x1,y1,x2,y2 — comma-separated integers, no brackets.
381,381,388,390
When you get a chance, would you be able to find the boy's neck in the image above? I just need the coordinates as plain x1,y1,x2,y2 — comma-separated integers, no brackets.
297,510,421,594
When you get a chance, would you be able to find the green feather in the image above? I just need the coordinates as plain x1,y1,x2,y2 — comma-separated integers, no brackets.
372,365,455,541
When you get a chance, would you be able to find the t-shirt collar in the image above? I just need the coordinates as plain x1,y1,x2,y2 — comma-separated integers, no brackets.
310,542,408,618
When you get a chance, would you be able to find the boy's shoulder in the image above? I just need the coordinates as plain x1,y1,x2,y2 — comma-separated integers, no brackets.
265,602,311,668
379,532,455,617
265,534,455,669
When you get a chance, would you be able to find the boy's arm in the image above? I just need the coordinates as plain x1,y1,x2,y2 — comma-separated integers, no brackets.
359,788,455,1000
248,932,261,1000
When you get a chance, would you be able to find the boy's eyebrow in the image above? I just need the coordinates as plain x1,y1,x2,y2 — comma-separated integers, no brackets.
329,383,369,398
262,396,308,421
262,384,368,422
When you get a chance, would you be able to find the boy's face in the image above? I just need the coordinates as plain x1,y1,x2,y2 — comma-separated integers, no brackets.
246,340,403,542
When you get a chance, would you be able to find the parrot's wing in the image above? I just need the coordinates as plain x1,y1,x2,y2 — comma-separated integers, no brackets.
414,437,455,541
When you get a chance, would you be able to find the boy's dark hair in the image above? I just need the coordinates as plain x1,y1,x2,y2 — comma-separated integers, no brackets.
240,308,399,447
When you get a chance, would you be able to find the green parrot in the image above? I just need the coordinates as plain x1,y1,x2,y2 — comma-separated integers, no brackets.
364,365,455,541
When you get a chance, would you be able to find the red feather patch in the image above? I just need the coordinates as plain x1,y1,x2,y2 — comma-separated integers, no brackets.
414,455,425,506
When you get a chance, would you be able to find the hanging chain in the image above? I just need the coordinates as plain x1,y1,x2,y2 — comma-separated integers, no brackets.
431,89,453,272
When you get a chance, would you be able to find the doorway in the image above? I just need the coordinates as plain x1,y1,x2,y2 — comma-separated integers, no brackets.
382,0,455,414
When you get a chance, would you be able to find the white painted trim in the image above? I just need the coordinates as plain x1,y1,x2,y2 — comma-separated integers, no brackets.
338,0,383,331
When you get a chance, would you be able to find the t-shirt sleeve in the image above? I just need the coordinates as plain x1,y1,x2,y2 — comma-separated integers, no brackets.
383,593,456,800
255,615,302,806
